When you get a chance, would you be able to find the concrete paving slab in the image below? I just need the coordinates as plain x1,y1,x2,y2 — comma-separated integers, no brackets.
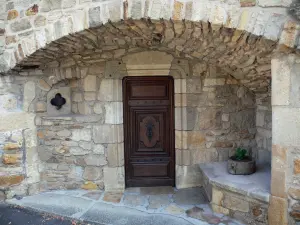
7,193,92,217
81,202,204,225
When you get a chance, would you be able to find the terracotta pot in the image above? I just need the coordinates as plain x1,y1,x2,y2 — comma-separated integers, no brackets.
227,156,256,175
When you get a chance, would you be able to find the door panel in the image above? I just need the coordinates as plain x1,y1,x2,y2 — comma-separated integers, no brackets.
123,76,175,187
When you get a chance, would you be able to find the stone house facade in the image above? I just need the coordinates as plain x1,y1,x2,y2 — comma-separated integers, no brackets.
0,0,299,224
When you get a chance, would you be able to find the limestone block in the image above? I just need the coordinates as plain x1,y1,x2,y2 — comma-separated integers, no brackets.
23,81,36,112
273,107,300,147
10,18,31,32
105,102,123,124
94,102,104,114
174,79,186,94
79,141,92,150
211,204,230,216
72,92,83,102
103,167,125,191
89,7,101,27
175,107,196,131
83,75,97,91
47,87,71,116
71,129,91,141
107,143,124,167
175,131,188,150
176,165,202,189
212,188,224,206
84,154,107,166
174,94,187,107
187,78,202,93
35,101,47,112
57,129,71,137
294,159,300,174
268,196,288,225
223,194,250,213
37,79,51,91
93,144,105,154
98,79,122,101
83,166,103,181
93,125,123,144
0,175,24,187
271,57,291,106
78,102,92,115
84,92,96,101
204,78,225,86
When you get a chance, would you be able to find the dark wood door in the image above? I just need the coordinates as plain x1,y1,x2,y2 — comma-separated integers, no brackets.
123,76,175,187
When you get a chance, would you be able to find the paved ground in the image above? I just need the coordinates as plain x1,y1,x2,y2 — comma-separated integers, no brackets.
0,203,94,225
6,187,244,225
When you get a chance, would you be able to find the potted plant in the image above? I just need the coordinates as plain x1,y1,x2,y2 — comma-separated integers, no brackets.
227,147,256,175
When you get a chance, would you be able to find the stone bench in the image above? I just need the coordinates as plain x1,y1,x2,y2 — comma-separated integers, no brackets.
199,162,271,224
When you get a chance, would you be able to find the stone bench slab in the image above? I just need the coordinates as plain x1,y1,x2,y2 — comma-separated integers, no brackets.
199,162,271,203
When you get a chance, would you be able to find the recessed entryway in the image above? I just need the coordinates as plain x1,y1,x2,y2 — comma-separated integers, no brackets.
123,76,175,187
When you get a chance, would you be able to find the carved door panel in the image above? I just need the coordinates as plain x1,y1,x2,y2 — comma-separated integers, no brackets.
123,76,175,187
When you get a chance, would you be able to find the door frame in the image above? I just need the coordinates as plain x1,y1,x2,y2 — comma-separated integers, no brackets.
122,76,175,188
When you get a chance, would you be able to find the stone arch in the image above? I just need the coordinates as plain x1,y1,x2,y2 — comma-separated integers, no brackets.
2,0,299,73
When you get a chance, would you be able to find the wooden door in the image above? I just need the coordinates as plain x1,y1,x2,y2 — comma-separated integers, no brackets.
123,76,175,187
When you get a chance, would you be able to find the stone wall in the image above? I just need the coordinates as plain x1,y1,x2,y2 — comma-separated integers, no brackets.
211,186,268,224
24,50,257,192
0,71,41,200
255,92,272,165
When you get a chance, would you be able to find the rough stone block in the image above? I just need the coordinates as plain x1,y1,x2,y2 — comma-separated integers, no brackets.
72,129,91,141
93,125,123,144
0,175,24,187
84,154,107,166
294,159,300,174
212,188,224,205
83,75,97,92
83,166,103,181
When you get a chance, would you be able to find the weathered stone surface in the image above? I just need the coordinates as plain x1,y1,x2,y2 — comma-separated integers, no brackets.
173,187,208,205
294,159,300,174
10,18,31,32
0,175,24,187
223,195,249,212
165,204,185,215
84,155,107,166
83,166,103,181
93,125,123,144
81,181,98,190
268,196,288,225
107,143,124,167
289,187,300,200
23,81,35,111
103,167,124,191
123,195,146,207
72,129,91,141
103,192,123,203
83,75,97,91
98,79,122,101
105,102,123,124
82,191,102,200
148,195,171,209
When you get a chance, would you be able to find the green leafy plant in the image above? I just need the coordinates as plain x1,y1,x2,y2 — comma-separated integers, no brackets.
234,148,247,161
